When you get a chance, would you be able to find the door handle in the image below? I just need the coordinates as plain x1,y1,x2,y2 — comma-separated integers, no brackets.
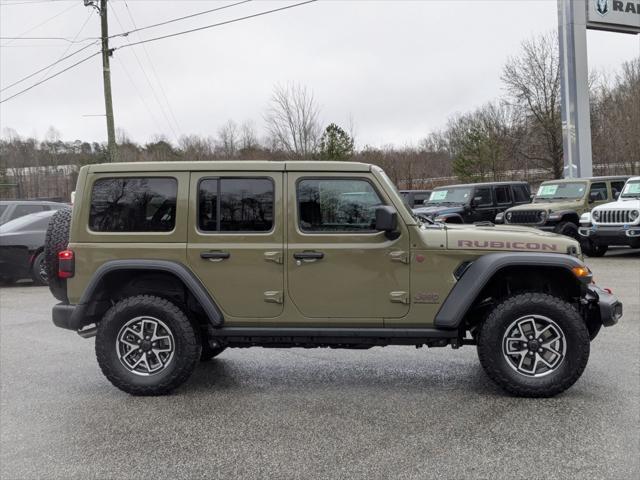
200,251,230,262
293,251,324,260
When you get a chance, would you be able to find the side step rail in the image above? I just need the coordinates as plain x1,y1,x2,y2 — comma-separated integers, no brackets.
208,326,459,348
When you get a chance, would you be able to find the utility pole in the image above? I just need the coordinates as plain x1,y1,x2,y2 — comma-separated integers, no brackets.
86,0,116,162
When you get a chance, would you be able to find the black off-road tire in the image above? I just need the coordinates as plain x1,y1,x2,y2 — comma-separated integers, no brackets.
44,208,72,301
582,241,608,257
555,221,580,242
95,295,201,396
478,292,590,397
31,251,48,285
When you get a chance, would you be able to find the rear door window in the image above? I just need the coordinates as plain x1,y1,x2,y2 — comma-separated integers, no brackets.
198,178,274,232
494,186,512,205
89,177,177,232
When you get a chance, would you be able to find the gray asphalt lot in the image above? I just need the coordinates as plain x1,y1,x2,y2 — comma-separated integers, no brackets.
1,249,639,480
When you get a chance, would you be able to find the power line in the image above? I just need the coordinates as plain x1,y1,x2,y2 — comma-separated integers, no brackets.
122,0,182,137
0,40,99,93
111,55,165,135
1,2,78,45
38,10,95,81
0,36,98,42
108,0,252,39
0,51,100,104
114,0,318,51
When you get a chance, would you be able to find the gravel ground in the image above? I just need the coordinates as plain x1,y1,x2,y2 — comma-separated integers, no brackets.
1,249,638,480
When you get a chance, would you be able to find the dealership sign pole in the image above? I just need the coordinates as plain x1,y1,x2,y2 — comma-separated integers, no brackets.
557,0,639,179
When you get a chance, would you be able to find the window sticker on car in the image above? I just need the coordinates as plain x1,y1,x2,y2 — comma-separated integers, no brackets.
430,190,447,201
538,185,558,195
625,183,640,194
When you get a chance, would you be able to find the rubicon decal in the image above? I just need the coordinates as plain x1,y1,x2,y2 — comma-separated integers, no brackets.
457,240,559,251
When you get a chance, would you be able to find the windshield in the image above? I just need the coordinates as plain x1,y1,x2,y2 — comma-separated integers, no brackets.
426,187,472,205
535,182,586,200
621,180,640,199
0,205,7,216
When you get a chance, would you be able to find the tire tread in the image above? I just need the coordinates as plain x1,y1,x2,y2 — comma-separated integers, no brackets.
95,295,200,396
478,292,590,397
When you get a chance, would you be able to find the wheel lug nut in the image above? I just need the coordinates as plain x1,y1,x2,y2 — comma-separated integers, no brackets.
528,336,533,340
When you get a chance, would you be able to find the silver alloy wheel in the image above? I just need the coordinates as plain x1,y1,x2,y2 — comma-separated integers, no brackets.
502,315,566,377
116,316,175,376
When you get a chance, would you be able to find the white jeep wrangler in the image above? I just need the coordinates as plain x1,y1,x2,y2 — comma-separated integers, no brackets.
579,176,640,256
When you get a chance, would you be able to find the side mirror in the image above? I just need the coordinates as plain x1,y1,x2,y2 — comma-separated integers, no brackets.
471,196,483,206
613,191,620,200
589,192,599,203
375,206,399,239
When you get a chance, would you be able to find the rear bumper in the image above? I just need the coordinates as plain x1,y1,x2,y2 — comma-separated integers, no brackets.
52,303,81,330
586,285,623,327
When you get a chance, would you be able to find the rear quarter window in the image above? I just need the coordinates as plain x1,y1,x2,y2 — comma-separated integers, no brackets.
89,177,177,232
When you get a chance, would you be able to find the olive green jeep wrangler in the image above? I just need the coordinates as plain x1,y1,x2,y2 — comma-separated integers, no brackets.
47,162,622,397
496,176,629,256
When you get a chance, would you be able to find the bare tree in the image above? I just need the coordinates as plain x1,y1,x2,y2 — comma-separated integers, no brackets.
240,120,259,151
217,120,239,159
502,31,563,178
264,82,321,159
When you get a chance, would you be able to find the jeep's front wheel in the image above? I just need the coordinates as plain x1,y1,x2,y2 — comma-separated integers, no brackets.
555,221,580,242
477,293,590,397
582,241,608,257
95,295,200,395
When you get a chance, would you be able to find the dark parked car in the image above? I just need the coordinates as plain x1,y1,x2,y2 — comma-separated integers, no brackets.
0,200,66,226
399,189,432,208
0,209,57,285
413,181,531,223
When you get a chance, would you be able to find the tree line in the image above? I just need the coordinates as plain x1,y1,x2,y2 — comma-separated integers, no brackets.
1,31,638,200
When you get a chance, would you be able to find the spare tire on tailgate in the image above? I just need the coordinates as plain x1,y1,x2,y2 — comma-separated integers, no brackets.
45,207,72,302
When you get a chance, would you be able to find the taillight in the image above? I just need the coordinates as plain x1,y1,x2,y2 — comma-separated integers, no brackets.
58,250,75,279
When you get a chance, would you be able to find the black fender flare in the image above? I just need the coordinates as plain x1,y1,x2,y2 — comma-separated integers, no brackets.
69,259,223,329
434,252,585,329
549,210,580,225
436,212,465,223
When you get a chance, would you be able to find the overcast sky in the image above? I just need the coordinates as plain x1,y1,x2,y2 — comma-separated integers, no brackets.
1,0,638,147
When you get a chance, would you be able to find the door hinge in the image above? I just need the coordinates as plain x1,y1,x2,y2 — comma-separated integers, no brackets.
264,291,283,304
264,251,283,264
389,291,410,304
389,250,409,264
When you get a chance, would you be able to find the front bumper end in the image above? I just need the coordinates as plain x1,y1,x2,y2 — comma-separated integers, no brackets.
579,224,640,244
585,284,623,327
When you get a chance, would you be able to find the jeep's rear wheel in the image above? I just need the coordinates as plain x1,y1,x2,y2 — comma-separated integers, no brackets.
96,295,200,395
478,292,590,397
